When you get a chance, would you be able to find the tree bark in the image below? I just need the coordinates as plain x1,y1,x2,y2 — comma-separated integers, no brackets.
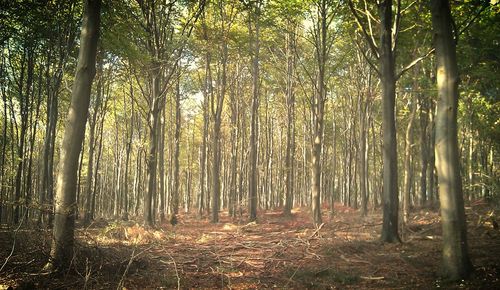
248,1,260,222
45,0,101,270
83,54,102,225
403,95,416,224
172,76,181,216
379,0,400,243
311,0,330,226
418,93,429,206
284,21,296,216
431,0,472,280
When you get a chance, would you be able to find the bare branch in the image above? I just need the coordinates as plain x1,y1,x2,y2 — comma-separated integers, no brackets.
396,48,434,81
347,0,379,59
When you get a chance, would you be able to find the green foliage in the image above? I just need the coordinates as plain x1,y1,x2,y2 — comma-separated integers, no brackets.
101,0,149,64
457,3,500,147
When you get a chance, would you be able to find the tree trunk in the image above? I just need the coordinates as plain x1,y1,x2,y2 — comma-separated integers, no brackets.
83,55,102,225
403,95,416,224
358,77,369,216
418,93,429,207
311,0,330,226
158,98,166,222
379,0,400,243
45,0,101,270
248,1,260,222
13,46,32,225
284,21,296,216
122,86,133,221
144,64,160,226
430,0,472,280
172,77,181,216
0,53,7,223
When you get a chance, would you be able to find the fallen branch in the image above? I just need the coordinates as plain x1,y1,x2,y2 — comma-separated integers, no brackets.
166,251,181,290
340,254,371,264
360,276,385,280
308,223,325,239
116,245,153,290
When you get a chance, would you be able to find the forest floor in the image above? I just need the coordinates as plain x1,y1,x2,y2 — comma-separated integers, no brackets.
1,201,499,289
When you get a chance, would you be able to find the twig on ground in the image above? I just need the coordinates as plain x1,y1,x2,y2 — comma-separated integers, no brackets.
167,252,181,290
285,260,304,288
360,276,385,280
116,248,136,290
116,245,153,290
308,223,325,239
0,210,27,272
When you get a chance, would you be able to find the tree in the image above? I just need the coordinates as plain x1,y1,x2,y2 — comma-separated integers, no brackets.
83,52,103,225
45,0,101,270
248,0,261,222
430,0,473,280
310,0,335,226
348,0,434,242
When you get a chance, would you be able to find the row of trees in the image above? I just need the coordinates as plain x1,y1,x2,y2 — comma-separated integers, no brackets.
0,0,497,279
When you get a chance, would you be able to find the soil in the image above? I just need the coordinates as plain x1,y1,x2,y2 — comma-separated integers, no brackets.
0,201,499,289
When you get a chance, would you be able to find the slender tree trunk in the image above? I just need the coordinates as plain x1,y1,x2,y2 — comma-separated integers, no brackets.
45,0,101,270
211,25,228,222
158,99,166,222
122,88,133,221
428,107,436,205
403,95,416,224
40,64,59,225
83,55,102,225
228,63,239,217
13,47,31,225
25,57,43,220
0,53,7,223
379,0,400,243
248,1,260,222
144,65,160,226
359,82,369,216
418,93,429,206
284,22,296,216
311,0,330,226
172,77,181,216
431,0,472,279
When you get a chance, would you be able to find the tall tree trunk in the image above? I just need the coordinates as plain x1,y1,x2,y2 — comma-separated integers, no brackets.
40,67,59,225
211,21,228,222
379,0,400,243
228,70,238,217
248,1,260,222
418,93,429,207
403,95,417,224
91,113,105,220
25,55,43,220
13,46,32,224
158,99,166,222
428,106,436,205
122,85,133,221
358,77,369,216
198,15,210,218
431,0,472,279
83,54,102,225
144,65,160,227
0,51,7,223
311,0,330,226
284,21,296,216
45,0,101,270
172,76,181,216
